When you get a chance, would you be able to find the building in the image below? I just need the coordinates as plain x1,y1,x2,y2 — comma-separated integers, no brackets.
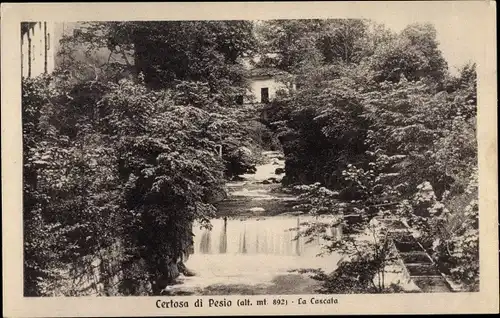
22,21,133,82
21,22,294,103
245,67,291,104
21,22,57,78
242,54,295,105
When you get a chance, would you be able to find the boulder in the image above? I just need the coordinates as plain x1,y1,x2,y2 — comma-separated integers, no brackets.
178,262,196,277
231,175,246,181
275,168,285,175
238,146,253,157
267,177,279,183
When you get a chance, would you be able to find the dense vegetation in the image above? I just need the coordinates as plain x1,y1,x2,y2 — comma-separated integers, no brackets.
259,20,478,292
23,21,264,296
23,19,478,296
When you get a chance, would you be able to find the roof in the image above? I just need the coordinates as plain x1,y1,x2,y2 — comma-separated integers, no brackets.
249,67,289,78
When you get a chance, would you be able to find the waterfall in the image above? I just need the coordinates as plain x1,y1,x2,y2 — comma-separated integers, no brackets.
172,152,346,292
192,215,342,257
219,218,228,253
199,230,211,254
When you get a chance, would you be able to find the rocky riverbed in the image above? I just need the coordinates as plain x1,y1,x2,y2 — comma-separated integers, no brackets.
167,151,340,295
166,151,446,295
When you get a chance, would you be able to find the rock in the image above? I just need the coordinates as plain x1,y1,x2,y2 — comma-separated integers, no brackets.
238,146,253,157
275,168,285,175
171,290,195,296
266,177,279,183
263,178,280,184
182,269,196,277
178,262,196,277
232,175,246,181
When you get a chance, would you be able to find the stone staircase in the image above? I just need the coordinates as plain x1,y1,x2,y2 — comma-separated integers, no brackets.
380,218,454,293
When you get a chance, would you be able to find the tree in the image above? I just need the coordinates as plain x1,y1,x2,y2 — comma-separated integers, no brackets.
254,19,324,72
255,19,371,73
61,21,261,175
316,19,369,64
23,20,262,295
291,178,403,293
112,21,255,101
22,73,233,295
368,23,448,83
265,20,477,293
22,74,124,296
263,62,371,187
90,78,232,293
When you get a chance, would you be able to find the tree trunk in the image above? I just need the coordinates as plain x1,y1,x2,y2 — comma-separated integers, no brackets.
152,261,180,295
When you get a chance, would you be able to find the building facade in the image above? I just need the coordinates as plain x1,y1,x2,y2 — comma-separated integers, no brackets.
21,22,57,78
21,23,293,103
242,54,295,105
245,68,292,104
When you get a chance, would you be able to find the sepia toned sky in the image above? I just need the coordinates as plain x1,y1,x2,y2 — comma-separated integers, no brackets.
52,3,486,76
369,4,485,74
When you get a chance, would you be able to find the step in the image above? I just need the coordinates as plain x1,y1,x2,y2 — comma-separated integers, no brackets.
399,251,434,265
393,239,423,253
405,264,441,277
412,276,452,293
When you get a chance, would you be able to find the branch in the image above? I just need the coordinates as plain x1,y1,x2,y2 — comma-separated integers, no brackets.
121,50,132,66
350,239,363,259
99,51,114,71
83,62,100,90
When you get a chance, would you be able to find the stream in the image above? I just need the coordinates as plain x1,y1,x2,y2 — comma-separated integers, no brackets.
168,151,342,295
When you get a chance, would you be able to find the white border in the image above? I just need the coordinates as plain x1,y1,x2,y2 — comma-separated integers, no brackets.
2,2,498,316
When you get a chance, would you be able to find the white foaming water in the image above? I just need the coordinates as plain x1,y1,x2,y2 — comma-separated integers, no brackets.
177,216,343,289
172,152,343,291
192,216,341,257
239,151,285,183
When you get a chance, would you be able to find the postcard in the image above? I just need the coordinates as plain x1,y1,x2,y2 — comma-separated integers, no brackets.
1,1,498,316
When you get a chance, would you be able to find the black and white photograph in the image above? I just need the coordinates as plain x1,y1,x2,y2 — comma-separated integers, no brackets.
2,1,498,316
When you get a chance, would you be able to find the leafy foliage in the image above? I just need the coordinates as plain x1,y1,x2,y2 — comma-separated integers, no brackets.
405,173,479,291
311,258,402,294
23,21,263,296
368,23,448,83
290,158,405,293
64,21,256,103
23,75,123,295
263,19,478,292
23,19,479,296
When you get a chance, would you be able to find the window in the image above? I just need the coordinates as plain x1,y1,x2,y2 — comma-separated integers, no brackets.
236,95,244,105
261,87,269,103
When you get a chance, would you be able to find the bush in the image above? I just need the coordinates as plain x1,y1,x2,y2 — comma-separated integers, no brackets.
22,75,236,295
